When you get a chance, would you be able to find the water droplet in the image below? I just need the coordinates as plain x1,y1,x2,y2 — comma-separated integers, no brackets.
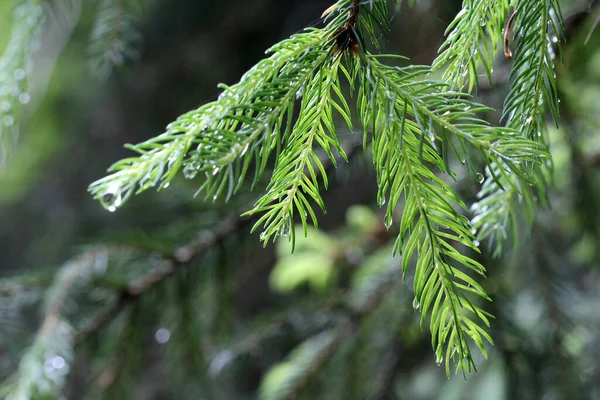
212,167,220,176
384,214,393,229
100,184,123,212
259,231,268,241
13,69,26,81
476,173,484,183
413,297,420,310
18,92,30,104
155,328,171,344
278,217,291,237
436,354,444,365
183,163,199,179
51,356,65,370
3,116,14,126
162,182,170,189
473,240,480,247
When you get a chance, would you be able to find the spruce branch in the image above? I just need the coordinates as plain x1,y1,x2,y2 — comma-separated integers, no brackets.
433,0,512,92
245,55,350,245
357,54,509,375
85,0,558,375
503,0,563,140
471,0,563,254
0,1,46,166
2,251,108,400
259,329,342,400
88,28,331,211
88,0,144,79
87,0,401,212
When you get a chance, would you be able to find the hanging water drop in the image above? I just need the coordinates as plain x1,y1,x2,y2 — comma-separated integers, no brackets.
18,92,30,104
100,184,123,212
3,116,14,127
183,163,198,179
435,353,444,365
413,297,420,310
476,173,484,183
13,69,26,81
278,217,291,238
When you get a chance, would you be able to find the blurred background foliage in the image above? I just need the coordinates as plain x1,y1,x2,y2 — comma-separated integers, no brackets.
1,0,600,399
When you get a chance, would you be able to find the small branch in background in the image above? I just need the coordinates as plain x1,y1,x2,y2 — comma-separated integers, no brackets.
88,0,143,79
478,1,600,92
0,2,46,166
73,137,364,343
4,250,108,399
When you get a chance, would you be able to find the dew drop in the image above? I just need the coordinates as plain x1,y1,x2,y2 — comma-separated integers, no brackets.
155,328,171,344
259,231,268,241
18,92,30,104
278,217,291,237
384,215,393,229
13,69,26,81
3,116,14,127
51,356,65,370
475,173,484,183
473,240,480,247
436,354,444,365
413,297,420,310
183,163,198,179
100,184,123,212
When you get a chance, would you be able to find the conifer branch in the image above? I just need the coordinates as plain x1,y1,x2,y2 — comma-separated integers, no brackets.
0,1,46,166
433,0,512,92
84,0,559,375
471,0,563,254
246,55,350,245
88,28,331,210
88,0,144,79
357,54,509,374
3,251,107,400
260,330,342,400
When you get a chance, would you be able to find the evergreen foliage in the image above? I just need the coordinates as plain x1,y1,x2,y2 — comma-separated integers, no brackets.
3,0,595,398
88,0,145,79
84,0,555,376
0,1,46,166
